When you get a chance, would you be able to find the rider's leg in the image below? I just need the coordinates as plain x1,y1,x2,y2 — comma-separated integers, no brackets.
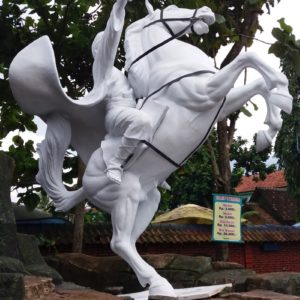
106,137,140,184
106,109,152,184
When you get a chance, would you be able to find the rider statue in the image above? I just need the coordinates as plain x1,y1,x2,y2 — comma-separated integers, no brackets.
90,0,152,184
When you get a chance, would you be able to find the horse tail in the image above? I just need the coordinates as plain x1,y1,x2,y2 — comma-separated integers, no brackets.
36,114,86,212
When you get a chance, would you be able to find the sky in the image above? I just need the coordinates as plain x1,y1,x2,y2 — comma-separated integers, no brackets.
1,0,300,151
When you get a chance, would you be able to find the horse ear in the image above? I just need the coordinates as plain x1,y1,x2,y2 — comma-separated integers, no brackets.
145,0,154,14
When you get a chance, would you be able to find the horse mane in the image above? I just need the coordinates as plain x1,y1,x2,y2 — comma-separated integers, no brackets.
125,11,158,97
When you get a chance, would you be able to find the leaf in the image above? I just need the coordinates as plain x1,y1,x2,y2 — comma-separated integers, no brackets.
272,28,288,43
240,107,252,117
250,100,258,111
215,14,225,24
12,135,24,146
269,43,287,57
278,18,293,34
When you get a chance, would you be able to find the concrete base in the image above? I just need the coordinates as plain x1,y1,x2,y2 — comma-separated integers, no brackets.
121,284,232,300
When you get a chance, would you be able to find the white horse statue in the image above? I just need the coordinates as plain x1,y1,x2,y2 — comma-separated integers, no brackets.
9,2,292,298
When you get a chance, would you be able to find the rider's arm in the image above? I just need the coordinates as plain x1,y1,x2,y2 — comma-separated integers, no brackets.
92,0,129,87
113,0,128,31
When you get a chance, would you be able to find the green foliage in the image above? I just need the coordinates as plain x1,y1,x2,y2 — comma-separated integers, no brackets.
270,20,300,203
269,18,300,75
37,234,57,252
84,208,111,224
231,135,276,182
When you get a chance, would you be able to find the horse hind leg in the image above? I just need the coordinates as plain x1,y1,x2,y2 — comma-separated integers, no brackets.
109,174,176,297
129,187,176,298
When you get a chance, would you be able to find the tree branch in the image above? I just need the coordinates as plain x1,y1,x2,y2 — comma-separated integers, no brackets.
221,8,262,68
228,113,239,146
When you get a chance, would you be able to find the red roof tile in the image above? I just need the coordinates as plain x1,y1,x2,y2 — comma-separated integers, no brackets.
235,170,287,193
250,188,297,224
17,223,300,245
244,203,280,225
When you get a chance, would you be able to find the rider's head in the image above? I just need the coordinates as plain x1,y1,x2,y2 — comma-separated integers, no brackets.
92,31,104,58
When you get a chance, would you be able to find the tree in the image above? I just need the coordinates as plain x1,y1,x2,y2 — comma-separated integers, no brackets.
269,19,300,206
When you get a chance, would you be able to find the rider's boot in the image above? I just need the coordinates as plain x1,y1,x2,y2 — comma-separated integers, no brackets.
106,137,139,184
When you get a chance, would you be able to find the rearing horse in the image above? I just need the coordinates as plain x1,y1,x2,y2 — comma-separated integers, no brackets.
9,3,292,298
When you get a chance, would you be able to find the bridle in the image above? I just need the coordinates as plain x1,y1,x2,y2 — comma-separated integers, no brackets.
145,8,200,36
127,8,201,72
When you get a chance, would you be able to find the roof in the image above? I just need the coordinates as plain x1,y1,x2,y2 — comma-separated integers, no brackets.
243,203,280,225
235,170,287,193
153,204,214,225
17,223,300,245
153,204,247,225
250,188,297,224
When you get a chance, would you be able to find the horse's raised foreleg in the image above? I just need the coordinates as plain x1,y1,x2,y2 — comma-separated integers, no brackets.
218,78,268,120
206,52,292,114
217,78,282,150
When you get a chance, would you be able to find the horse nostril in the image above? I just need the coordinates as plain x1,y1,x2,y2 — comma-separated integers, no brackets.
203,14,215,25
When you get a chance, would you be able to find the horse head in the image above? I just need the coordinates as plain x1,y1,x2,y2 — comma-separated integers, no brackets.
146,4,215,37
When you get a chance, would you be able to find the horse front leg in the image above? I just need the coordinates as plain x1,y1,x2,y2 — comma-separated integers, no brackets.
206,52,292,114
218,78,282,151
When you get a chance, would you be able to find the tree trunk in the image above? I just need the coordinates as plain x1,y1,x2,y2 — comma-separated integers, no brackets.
211,7,261,262
0,152,19,258
72,159,86,253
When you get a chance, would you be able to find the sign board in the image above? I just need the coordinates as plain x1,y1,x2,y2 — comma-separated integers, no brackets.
212,194,243,243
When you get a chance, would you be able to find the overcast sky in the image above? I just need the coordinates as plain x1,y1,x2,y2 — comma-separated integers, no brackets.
1,0,300,151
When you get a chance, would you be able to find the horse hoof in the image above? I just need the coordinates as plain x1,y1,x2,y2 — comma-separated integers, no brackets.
264,104,282,131
149,278,177,300
256,130,272,152
269,90,293,114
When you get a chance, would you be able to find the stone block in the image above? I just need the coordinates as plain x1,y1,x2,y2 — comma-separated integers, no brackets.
0,256,26,274
199,268,256,292
0,272,25,300
246,272,300,296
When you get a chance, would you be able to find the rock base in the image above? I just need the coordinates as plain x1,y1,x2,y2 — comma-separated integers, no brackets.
24,276,55,299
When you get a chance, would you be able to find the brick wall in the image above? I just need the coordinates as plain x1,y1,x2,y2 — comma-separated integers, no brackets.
59,241,300,274
249,242,300,273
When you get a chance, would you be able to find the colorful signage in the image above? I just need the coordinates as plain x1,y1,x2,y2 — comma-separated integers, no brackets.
212,194,243,243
